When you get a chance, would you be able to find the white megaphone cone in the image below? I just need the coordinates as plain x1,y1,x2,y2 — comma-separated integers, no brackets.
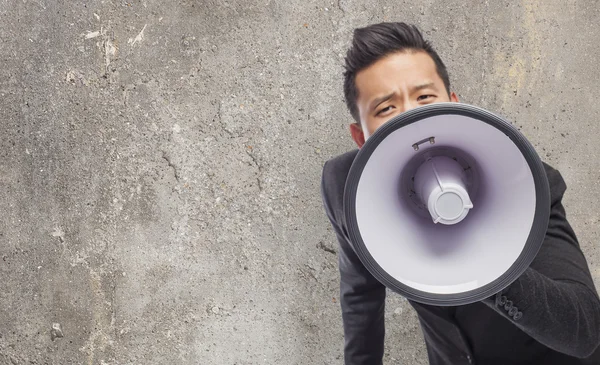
344,103,550,306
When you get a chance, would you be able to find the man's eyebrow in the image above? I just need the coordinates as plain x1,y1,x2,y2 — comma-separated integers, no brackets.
412,82,435,92
370,92,394,110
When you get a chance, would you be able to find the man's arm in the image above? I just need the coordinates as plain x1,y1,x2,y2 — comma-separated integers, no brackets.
482,165,600,358
321,160,387,365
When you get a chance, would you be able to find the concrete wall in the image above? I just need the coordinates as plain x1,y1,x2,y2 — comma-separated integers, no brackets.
1,0,599,364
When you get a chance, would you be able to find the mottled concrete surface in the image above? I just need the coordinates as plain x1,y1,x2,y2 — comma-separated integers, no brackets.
0,0,599,364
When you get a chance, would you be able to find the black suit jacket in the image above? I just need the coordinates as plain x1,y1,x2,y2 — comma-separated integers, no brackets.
321,149,600,365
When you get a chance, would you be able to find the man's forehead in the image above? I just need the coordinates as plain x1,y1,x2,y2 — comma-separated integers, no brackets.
355,52,441,101
356,52,438,86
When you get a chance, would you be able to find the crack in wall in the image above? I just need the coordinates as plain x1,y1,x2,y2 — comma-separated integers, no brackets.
216,102,234,138
245,150,263,192
317,240,336,255
161,151,180,182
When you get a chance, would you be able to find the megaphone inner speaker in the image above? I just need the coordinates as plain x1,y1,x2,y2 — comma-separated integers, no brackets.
400,146,481,224
344,103,550,305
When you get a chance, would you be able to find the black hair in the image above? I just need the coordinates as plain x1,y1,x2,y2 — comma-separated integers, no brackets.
343,22,451,122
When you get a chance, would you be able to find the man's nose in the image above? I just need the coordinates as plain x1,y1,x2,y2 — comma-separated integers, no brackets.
399,100,419,113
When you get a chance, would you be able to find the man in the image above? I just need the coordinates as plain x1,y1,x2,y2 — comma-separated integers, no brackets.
320,22,600,364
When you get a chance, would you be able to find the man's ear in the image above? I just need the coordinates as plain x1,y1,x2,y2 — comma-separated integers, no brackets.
350,122,365,148
450,92,459,102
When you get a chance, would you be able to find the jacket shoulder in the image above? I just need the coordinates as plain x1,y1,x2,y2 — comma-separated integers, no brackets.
542,162,567,205
321,149,359,223
322,150,359,184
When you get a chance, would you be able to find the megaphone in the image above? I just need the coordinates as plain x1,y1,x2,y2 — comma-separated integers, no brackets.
343,103,550,306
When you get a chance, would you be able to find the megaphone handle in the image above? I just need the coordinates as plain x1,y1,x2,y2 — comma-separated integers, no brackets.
412,136,436,151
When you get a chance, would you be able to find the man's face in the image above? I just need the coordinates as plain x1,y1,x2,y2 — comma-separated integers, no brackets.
350,51,458,147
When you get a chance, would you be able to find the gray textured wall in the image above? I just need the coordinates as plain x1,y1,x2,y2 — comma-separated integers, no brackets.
1,0,599,364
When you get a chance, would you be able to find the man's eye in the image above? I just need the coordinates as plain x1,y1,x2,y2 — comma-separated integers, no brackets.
418,95,434,101
376,106,393,115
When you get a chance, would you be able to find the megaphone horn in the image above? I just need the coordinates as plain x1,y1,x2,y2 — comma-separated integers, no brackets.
344,103,550,306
